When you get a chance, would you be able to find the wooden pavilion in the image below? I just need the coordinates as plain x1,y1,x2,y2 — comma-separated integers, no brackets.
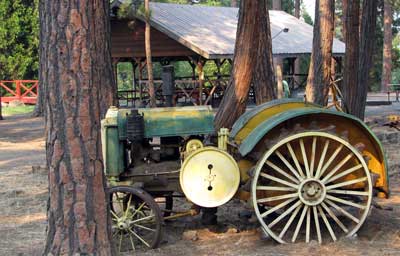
110,1,345,107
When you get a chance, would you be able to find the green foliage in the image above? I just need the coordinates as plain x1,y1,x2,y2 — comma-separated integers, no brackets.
1,105,35,116
0,0,39,80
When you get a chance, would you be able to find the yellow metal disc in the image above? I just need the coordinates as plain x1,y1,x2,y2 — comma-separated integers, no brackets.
180,147,240,208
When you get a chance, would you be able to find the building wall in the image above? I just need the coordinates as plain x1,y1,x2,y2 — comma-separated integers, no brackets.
111,19,197,58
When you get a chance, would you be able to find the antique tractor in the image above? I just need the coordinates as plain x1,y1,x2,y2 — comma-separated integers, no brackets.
101,99,389,251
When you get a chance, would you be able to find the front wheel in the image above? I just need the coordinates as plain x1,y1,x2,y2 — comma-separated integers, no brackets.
252,131,372,244
108,186,163,252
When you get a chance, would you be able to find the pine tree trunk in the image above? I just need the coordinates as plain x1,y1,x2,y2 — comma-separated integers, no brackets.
145,0,156,107
342,0,360,115
253,1,276,105
214,0,275,129
231,0,237,7
356,0,377,119
32,0,46,118
305,0,334,106
0,93,3,120
295,0,301,18
294,0,301,88
42,0,114,254
272,0,282,10
381,0,393,92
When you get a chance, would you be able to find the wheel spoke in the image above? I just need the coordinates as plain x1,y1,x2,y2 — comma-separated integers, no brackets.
313,206,322,244
318,205,337,241
131,214,155,224
279,203,302,239
325,164,363,184
110,209,120,220
326,195,366,209
292,205,309,242
124,194,133,218
325,199,360,223
286,142,306,178
328,189,369,196
268,200,302,228
260,172,299,189
326,177,368,191
321,202,348,233
275,151,303,181
315,139,330,178
306,206,311,243
265,160,299,184
310,137,317,177
128,228,151,248
317,144,344,179
322,152,354,183
131,202,146,219
134,223,156,232
300,139,311,178
257,186,296,192
118,231,123,252
129,233,136,251
257,193,298,204
260,197,298,218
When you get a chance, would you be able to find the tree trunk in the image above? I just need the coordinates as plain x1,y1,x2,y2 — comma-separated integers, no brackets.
381,0,393,92
253,1,276,105
32,86,45,117
231,0,237,7
294,0,301,89
272,0,282,10
342,0,360,115
42,0,114,254
295,0,301,18
356,0,377,119
0,93,3,120
305,0,334,106
145,0,156,107
214,0,275,129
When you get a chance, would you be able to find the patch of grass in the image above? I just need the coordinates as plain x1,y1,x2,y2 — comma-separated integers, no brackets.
1,105,35,116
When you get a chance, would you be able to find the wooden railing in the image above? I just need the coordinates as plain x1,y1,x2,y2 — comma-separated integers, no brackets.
0,80,38,104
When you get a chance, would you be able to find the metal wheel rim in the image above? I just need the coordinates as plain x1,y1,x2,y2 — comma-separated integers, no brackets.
251,131,372,244
109,187,163,252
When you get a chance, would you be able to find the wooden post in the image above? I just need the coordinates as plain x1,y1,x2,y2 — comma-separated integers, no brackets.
197,61,205,105
112,58,119,90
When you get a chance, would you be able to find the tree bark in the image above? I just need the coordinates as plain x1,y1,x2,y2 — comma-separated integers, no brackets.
42,0,114,254
342,0,360,115
214,0,276,129
145,0,156,107
0,93,3,120
381,0,393,92
272,0,282,10
253,1,276,105
295,0,301,18
305,0,334,106
356,0,377,119
231,0,237,7
294,0,301,88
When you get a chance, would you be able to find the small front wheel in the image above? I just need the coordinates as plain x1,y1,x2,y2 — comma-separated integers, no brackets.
108,186,163,252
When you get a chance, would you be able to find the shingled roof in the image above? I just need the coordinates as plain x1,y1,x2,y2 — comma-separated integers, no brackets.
112,1,345,60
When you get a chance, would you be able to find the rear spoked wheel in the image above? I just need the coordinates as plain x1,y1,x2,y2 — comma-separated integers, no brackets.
108,186,163,252
252,132,372,244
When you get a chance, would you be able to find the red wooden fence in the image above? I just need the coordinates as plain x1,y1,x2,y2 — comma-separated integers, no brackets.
0,80,38,104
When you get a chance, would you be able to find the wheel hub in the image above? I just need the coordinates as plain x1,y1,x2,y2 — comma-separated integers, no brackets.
299,178,326,206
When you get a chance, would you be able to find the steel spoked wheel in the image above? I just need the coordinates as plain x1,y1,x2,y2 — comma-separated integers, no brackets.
108,186,163,252
252,132,372,244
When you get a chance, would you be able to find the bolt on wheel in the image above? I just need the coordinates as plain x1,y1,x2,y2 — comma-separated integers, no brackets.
108,186,163,252
252,132,372,244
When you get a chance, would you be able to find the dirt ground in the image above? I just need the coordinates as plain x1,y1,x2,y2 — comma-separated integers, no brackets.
0,104,399,255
